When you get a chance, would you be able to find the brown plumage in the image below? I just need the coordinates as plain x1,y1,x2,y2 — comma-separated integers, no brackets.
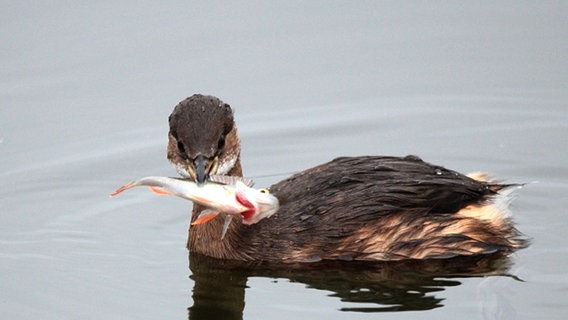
167,94,241,182
168,94,528,262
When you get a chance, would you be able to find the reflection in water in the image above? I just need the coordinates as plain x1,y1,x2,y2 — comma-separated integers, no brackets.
187,252,519,319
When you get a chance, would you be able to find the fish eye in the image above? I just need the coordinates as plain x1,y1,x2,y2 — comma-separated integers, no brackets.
260,188,269,194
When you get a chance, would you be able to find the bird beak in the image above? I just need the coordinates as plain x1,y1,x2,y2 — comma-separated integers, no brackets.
191,155,219,184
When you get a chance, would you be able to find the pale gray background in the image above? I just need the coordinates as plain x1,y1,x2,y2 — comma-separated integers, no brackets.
2,2,567,319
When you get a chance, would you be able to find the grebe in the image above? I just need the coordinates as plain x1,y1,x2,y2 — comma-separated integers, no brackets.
167,94,528,262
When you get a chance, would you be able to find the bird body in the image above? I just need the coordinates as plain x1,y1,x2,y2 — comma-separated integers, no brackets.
167,94,528,262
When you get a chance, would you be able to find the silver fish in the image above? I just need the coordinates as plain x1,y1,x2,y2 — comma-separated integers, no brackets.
111,176,279,226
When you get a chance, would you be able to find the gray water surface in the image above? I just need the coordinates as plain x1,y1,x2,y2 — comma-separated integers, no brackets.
2,2,567,319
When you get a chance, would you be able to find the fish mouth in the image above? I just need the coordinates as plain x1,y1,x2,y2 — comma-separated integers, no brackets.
187,155,219,183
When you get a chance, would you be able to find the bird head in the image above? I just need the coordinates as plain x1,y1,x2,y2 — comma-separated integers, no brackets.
167,94,241,183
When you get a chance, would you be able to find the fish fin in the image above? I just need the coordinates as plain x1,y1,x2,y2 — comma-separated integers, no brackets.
235,180,247,193
110,182,134,197
191,209,220,225
149,186,170,195
191,195,211,204
220,215,233,240
209,175,255,187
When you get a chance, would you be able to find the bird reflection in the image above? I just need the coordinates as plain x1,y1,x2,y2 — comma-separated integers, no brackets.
187,252,519,319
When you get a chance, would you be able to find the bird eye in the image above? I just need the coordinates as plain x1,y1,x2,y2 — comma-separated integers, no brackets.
260,188,269,194
177,141,186,154
217,135,226,150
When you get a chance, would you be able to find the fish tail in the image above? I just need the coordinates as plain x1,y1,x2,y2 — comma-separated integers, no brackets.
110,182,136,197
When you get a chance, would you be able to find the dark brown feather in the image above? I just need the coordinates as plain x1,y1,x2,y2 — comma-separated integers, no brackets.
168,94,234,159
188,156,528,262
168,95,528,262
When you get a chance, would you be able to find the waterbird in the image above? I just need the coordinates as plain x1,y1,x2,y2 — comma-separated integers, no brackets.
167,94,528,262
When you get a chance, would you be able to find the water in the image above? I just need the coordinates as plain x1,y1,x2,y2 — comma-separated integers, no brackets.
2,2,567,319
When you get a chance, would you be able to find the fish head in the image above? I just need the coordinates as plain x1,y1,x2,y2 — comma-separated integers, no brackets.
234,181,279,225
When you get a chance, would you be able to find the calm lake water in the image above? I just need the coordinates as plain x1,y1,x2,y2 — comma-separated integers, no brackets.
2,2,567,319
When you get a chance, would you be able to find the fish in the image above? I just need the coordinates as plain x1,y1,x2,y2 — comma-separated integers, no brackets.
111,176,279,233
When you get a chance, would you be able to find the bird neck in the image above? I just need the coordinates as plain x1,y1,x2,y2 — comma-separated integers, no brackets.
187,157,251,259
